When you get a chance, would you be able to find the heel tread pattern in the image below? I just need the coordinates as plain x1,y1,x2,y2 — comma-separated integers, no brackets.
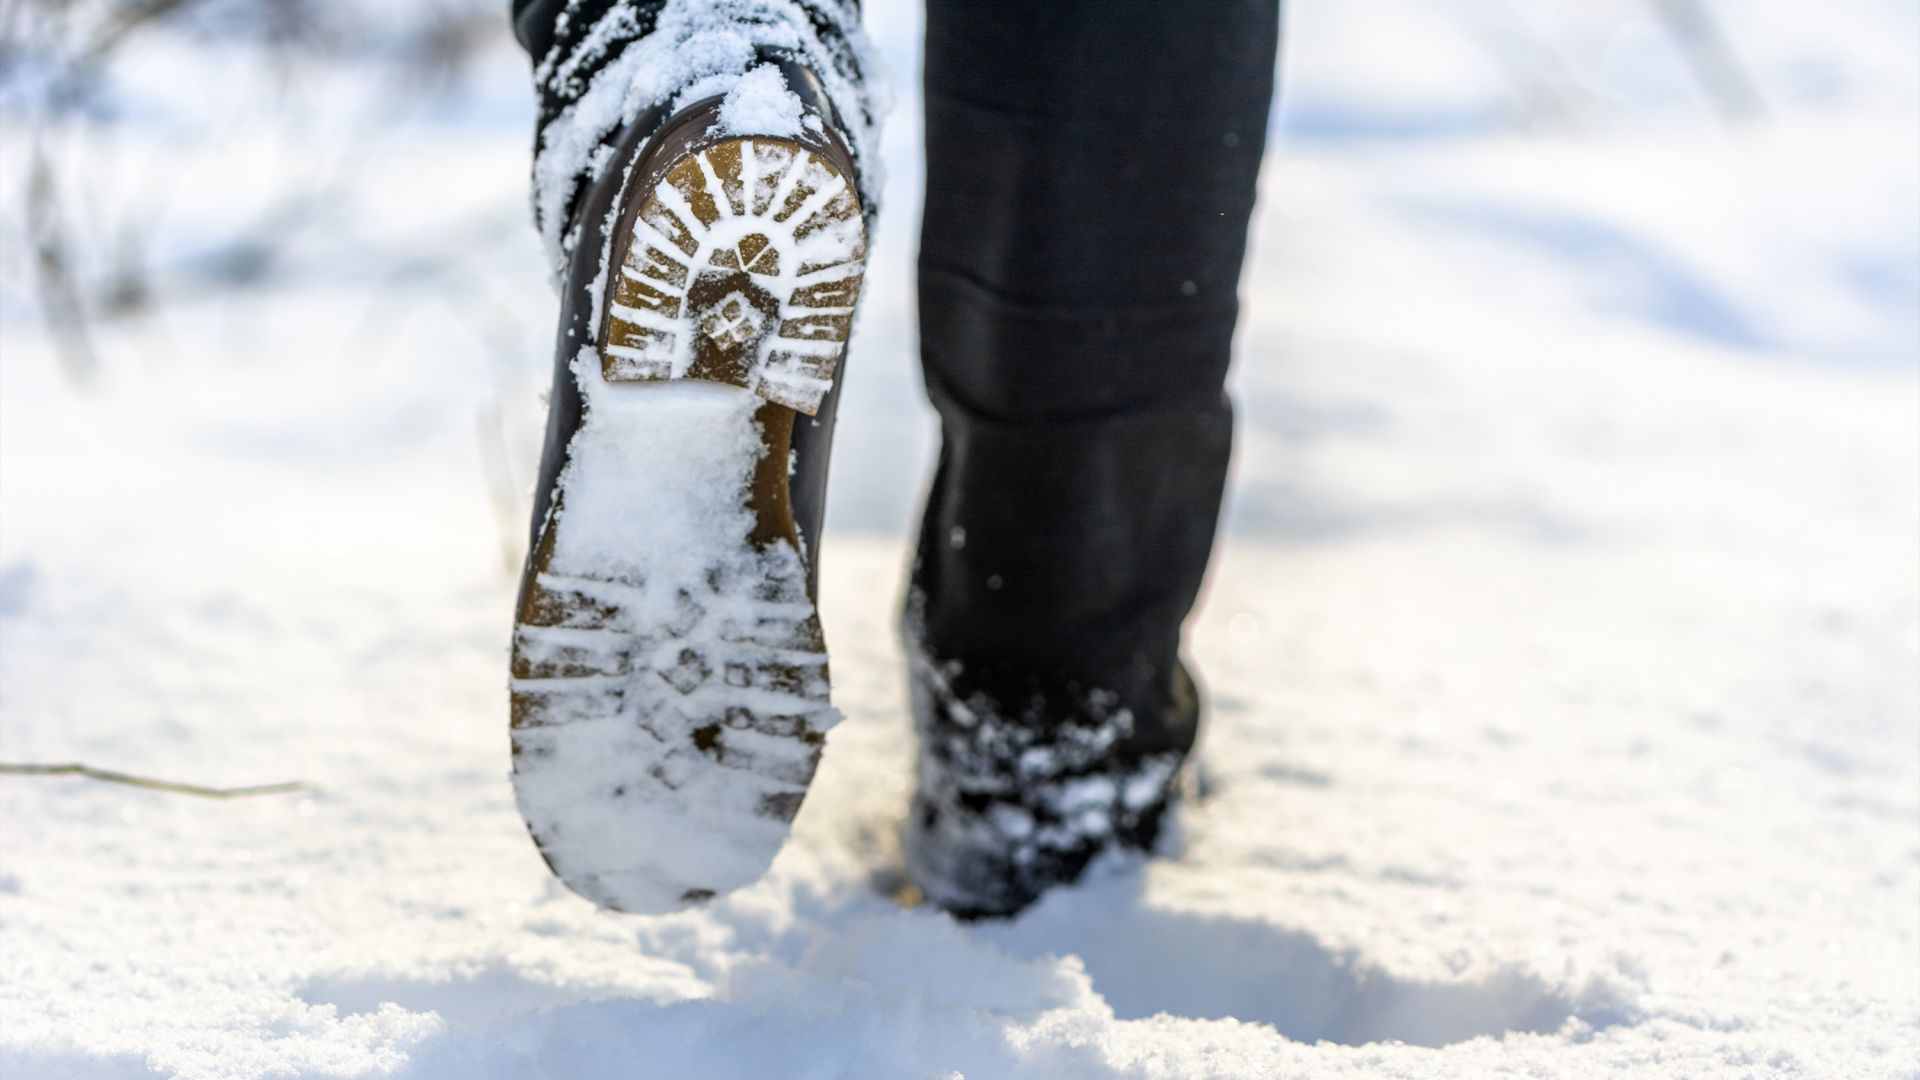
604,137,865,416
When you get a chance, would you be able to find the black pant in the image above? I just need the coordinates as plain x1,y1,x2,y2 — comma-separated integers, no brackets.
513,0,1278,744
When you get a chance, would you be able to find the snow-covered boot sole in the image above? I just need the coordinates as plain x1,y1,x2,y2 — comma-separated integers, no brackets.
511,109,866,915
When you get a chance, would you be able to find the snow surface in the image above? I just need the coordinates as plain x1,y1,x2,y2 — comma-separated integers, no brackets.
1,1,1916,1077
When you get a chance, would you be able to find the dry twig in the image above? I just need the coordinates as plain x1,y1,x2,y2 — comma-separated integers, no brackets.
0,761,304,798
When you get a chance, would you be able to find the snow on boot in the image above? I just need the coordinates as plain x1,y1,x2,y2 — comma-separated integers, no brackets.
900,617,1199,919
510,63,867,914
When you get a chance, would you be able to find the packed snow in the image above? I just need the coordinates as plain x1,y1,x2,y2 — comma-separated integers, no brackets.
713,64,808,140
0,1,1915,1077
515,372,836,915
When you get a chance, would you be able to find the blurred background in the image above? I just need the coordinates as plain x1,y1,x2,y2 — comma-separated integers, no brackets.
0,1,1915,1075
2,0,1912,554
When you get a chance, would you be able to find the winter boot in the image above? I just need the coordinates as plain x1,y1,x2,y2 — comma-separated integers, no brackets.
509,62,868,914
900,402,1232,918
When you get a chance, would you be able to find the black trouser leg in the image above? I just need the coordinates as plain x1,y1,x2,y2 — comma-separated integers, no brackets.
913,0,1280,748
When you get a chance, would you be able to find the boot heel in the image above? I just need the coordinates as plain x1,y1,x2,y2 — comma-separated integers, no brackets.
602,133,866,417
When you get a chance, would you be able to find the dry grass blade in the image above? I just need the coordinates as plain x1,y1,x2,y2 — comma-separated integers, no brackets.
0,761,305,798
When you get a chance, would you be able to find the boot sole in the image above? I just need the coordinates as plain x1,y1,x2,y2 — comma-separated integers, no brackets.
511,130,865,914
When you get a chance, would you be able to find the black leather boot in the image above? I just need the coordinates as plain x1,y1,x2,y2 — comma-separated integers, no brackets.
508,62,869,914
902,399,1233,918
900,0,1274,918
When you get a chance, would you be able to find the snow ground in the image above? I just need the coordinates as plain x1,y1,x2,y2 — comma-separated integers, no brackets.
1,1,1916,1077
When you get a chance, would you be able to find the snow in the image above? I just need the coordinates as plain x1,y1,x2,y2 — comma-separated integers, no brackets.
713,64,806,139
1,1,1916,1077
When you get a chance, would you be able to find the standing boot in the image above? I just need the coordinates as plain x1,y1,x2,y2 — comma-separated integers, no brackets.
902,403,1233,917
902,0,1279,917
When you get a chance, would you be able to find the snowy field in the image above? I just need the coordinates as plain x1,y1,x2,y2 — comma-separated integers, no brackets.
2,1,1917,1077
